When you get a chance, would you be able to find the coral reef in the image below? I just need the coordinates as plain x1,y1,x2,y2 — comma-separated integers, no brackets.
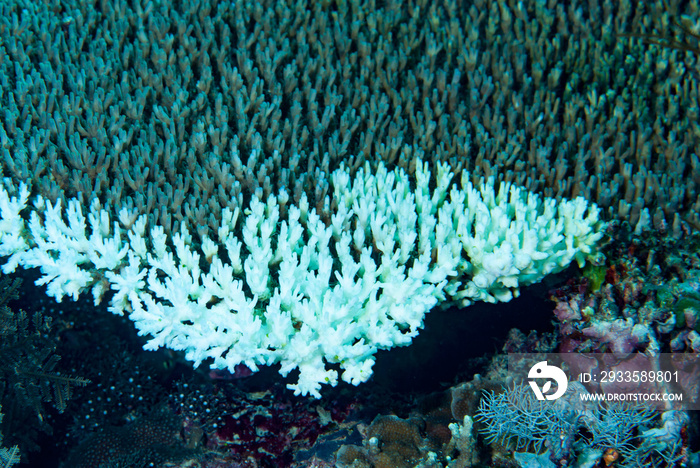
0,0,699,465
476,381,686,467
334,377,497,468
0,160,605,397
0,0,698,235
552,226,700,356
61,409,185,468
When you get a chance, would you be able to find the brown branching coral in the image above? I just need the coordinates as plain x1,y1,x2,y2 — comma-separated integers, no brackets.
619,15,700,56
2,0,700,239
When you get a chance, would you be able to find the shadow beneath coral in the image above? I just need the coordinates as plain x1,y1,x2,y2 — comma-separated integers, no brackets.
368,283,556,396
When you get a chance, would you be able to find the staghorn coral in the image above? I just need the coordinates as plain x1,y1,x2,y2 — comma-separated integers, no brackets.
0,159,605,397
0,0,698,239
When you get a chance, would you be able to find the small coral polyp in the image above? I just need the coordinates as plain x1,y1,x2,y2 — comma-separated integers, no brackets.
0,160,604,397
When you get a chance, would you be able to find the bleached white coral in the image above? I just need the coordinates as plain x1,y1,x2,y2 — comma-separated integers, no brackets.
0,160,604,397
447,171,604,305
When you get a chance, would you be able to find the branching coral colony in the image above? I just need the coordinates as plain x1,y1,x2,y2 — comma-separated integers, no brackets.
0,161,605,397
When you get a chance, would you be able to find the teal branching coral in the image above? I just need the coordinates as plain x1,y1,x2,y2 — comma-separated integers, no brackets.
0,276,89,460
476,382,687,468
0,405,19,468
